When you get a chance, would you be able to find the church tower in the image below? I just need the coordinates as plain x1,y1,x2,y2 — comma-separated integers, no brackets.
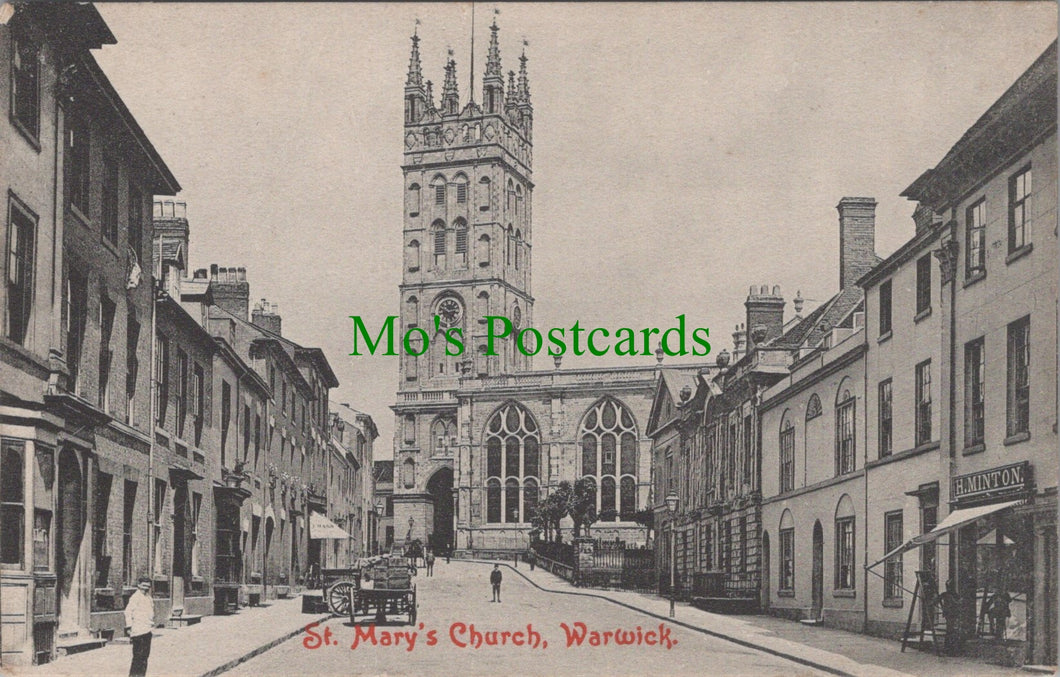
392,22,535,550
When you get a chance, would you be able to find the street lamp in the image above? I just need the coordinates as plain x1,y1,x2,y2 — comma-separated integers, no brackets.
665,491,679,618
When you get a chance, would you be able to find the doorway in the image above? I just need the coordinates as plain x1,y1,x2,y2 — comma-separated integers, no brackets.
56,449,84,636
171,483,189,610
811,520,824,621
426,467,454,553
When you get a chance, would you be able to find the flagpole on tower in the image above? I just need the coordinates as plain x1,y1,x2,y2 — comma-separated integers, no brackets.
469,1,475,104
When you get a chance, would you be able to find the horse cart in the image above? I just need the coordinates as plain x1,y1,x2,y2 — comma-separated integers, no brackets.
321,567,361,616
348,556,417,625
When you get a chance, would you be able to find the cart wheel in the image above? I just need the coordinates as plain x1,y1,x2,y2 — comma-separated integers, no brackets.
328,582,353,616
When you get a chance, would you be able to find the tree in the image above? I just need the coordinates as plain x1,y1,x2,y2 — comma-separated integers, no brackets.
568,477,598,538
541,482,572,543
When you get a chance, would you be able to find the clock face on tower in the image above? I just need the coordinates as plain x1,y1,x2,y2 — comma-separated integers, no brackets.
436,298,463,328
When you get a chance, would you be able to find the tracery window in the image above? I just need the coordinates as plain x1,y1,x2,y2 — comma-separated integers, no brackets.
485,403,541,524
580,398,638,521
431,416,457,457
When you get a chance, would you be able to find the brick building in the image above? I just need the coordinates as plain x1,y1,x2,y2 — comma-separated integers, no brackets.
1,4,180,666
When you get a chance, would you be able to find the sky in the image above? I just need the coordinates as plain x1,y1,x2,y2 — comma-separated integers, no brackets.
93,2,1057,459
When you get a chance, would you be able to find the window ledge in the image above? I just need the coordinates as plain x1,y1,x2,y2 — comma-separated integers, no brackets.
882,598,904,608
877,330,892,345
408,212,419,218
833,589,856,598
69,204,92,229
407,267,419,273
1003,431,1030,446
479,261,490,267
963,269,987,288
914,307,932,324
10,116,41,153
1006,243,1033,265
962,442,986,456
777,589,795,598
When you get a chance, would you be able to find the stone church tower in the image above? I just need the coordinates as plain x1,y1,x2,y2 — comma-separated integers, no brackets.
392,23,535,551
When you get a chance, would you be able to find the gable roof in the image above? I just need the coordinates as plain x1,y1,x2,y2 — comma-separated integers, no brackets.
770,286,864,353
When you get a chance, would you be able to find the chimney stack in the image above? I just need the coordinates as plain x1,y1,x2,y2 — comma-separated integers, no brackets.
836,197,877,290
745,285,785,352
208,265,250,320
251,298,282,336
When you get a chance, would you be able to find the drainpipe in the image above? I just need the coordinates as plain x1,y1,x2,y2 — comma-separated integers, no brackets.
147,242,161,585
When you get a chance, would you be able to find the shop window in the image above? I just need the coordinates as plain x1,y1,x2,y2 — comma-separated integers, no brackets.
1,440,25,566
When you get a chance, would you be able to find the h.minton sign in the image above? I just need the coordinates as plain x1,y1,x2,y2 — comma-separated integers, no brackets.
951,461,1031,504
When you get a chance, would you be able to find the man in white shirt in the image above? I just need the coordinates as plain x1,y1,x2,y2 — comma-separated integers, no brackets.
124,577,155,676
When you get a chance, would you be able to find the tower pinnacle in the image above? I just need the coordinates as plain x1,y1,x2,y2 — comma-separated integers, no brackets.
406,33,423,89
517,48,531,106
441,50,460,116
482,19,505,114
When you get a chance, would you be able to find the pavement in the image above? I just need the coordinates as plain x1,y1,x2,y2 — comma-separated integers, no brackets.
5,561,1043,677
8,596,329,677
501,559,1030,677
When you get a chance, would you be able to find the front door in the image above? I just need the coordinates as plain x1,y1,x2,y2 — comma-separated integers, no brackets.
811,520,824,620
56,449,85,636
171,483,189,611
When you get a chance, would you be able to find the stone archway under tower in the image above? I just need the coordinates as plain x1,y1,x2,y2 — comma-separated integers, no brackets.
426,467,454,554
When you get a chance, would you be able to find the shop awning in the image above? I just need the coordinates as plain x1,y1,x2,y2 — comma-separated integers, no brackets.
310,511,349,540
866,499,1023,570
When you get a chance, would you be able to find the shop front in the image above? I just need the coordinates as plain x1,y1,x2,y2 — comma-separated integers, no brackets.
866,461,1055,665
948,462,1055,666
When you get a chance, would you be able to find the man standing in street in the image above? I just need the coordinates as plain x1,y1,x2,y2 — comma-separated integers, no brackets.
425,549,435,577
490,564,503,603
125,577,155,676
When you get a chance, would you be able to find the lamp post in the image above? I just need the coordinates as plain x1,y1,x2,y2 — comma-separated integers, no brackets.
665,491,679,618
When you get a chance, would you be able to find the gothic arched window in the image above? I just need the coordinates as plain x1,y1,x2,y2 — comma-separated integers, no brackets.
431,416,457,457
484,402,541,524
431,175,447,206
453,173,469,204
579,398,638,521
506,225,513,265
806,393,822,421
405,295,419,327
431,220,447,267
477,234,490,267
476,291,489,323
453,218,468,265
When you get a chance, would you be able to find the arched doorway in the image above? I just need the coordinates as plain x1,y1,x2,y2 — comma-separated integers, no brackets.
426,467,453,554
812,520,824,621
761,530,771,611
56,449,84,634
